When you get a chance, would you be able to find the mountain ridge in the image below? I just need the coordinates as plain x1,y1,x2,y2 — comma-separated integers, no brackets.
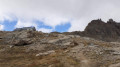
69,19,120,42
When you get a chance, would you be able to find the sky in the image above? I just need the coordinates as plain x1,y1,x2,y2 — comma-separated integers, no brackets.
0,0,120,32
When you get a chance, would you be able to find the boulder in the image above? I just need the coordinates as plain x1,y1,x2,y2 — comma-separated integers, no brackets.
2,31,35,45
11,39,32,46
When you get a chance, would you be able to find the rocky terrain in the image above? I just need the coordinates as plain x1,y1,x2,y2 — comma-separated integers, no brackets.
0,19,120,67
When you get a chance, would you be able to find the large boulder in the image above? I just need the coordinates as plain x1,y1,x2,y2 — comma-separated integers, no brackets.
2,30,35,46
11,39,32,46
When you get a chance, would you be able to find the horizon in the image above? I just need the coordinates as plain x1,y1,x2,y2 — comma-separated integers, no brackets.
1,18,119,33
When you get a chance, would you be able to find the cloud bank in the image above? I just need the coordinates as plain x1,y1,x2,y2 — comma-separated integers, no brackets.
0,0,120,32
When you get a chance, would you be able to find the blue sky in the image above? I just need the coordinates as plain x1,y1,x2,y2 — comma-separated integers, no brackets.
2,20,17,31
55,23,71,32
1,20,71,32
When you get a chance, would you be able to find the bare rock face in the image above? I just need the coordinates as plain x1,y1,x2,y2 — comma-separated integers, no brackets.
70,19,120,42
2,30,36,46
12,39,32,46
83,19,120,41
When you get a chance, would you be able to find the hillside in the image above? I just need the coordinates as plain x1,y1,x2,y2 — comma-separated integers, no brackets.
0,19,120,67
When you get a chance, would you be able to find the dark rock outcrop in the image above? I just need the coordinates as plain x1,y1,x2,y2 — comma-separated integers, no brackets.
82,19,120,41
14,27,36,31
69,19,120,41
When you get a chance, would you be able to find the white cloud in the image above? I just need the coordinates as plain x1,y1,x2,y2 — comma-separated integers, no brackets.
15,20,38,28
0,0,120,32
68,19,89,32
38,28,53,33
0,25,4,31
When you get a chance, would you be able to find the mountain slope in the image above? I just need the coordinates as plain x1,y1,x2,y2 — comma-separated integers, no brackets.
0,30,120,67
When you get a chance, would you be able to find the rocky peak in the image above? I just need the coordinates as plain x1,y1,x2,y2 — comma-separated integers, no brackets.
89,19,105,25
83,19,120,41
107,19,116,24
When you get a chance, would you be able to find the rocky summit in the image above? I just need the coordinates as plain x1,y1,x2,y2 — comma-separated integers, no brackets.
0,19,120,67
83,19,120,41
70,19,120,42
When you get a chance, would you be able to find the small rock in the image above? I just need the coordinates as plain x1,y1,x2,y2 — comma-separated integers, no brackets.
64,50,69,53
9,45,14,48
112,51,120,55
36,50,55,56
63,42,71,46
47,50,55,53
